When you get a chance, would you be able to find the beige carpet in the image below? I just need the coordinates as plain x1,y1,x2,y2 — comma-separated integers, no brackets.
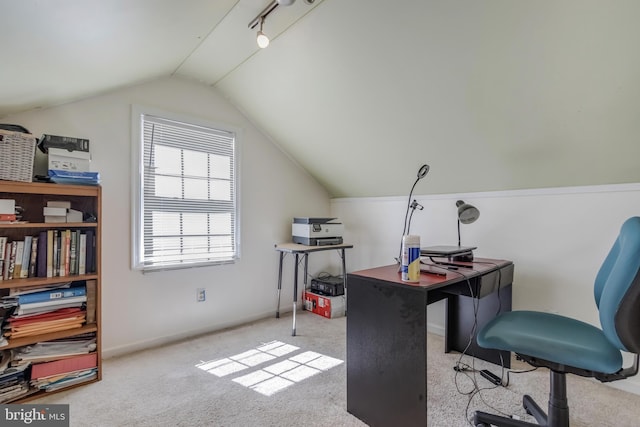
33,311,640,426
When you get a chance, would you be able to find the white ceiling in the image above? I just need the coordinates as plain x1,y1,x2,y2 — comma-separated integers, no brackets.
2,0,640,197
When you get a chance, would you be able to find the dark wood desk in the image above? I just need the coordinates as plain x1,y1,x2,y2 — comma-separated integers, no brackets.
346,258,514,427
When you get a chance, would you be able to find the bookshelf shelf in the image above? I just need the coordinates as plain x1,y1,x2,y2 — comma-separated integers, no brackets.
0,222,98,230
0,180,102,402
0,273,99,290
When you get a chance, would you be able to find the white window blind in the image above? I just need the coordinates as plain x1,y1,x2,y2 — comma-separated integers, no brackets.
134,113,238,271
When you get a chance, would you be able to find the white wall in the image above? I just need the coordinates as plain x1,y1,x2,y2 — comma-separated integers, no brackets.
4,76,331,356
331,183,640,394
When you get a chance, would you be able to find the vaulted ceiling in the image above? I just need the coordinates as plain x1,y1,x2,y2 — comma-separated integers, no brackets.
2,0,639,197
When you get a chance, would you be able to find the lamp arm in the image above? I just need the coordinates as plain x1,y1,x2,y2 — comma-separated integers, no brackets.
398,178,420,262
402,177,420,235
457,219,461,247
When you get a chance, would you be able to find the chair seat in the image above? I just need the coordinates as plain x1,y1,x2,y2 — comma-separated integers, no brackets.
477,311,623,374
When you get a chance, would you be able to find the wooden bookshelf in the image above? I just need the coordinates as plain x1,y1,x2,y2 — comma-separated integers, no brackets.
0,180,102,402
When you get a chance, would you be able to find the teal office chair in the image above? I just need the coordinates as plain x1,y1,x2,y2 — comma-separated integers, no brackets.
474,216,640,427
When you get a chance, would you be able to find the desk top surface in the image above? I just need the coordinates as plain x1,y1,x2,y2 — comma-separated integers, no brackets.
275,242,354,253
349,258,512,288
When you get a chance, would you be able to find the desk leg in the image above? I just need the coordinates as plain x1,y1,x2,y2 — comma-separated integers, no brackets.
276,252,284,319
341,248,347,315
347,275,428,427
292,253,299,336
303,253,309,289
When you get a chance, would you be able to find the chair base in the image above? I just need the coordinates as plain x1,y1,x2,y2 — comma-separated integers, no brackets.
473,370,569,427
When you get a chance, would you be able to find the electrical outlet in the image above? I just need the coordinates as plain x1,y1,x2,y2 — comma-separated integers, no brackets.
197,288,206,302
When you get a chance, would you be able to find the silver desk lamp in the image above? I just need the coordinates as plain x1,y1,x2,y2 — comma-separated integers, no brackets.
453,200,479,262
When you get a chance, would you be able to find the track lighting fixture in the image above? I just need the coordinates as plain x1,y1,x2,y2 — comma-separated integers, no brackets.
248,0,304,48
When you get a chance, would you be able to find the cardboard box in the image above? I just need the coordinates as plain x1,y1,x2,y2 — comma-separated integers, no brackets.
48,147,91,172
303,290,345,319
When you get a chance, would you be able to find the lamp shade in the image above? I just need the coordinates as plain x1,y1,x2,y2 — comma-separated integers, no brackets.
456,200,479,224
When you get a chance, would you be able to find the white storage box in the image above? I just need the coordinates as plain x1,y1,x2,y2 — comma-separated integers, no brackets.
48,147,91,172
0,129,36,182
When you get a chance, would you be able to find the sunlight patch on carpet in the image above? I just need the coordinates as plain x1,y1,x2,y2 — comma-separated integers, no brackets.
196,340,343,396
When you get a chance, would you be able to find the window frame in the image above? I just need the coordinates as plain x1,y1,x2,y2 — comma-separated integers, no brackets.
131,105,241,272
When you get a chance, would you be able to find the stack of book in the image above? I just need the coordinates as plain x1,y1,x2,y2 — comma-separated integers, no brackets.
30,353,98,392
0,353,30,402
2,283,88,340
12,335,97,392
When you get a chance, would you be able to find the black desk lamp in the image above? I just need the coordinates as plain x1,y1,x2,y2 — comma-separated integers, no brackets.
453,200,479,261
396,164,430,263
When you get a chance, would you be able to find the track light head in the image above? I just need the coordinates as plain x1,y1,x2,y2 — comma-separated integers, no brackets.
257,17,270,48
257,31,270,48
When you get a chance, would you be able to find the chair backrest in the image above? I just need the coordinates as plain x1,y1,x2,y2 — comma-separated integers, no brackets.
594,217,640,353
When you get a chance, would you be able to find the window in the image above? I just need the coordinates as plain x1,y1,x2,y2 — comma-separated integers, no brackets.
132,107,239,271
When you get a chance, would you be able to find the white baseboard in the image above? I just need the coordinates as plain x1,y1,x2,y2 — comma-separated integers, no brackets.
102,309,277,359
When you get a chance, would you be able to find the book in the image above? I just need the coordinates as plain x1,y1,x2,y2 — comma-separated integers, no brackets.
46,230,54,278
85,230,95,274
62,229,71,277
7,241,17,280
11,333,95,362
9,307,83,324
17,284,86,305
53,230,60,277
34,368,97,392
43,207,66,216
0,214,16,222
44,215,66,224
78,233,86,275
2,241,11,280
13,241,24,279
18,236,32,279
19,295,86,310
0,237,6,280
0,199,15,215
85,280,96,324
28,236,38,278
16,297,86,316
47,201,71,209
37,231,47,277
30,352,97,380
8,315,86,339
69,230,77,275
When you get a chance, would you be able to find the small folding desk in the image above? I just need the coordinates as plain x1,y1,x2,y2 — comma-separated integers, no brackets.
274,242,353,336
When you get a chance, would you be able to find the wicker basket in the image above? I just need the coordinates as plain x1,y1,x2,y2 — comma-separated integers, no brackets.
0,129,36,182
